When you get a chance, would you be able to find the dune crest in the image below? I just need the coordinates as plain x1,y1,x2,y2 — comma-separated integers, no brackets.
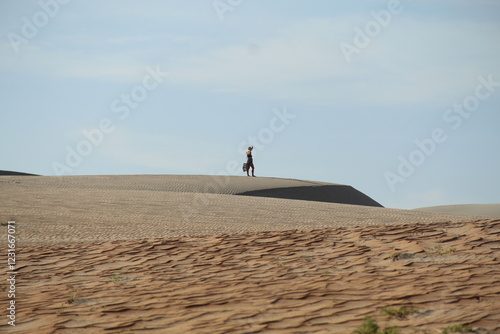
0,174,382,206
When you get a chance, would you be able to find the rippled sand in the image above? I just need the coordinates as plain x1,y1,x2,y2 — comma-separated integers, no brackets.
1,175,499,333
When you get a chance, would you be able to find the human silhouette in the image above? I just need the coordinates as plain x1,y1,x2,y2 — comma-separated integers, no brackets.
246,146,255,177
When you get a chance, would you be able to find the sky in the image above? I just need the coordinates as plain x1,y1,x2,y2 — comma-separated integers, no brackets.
1,0,499,209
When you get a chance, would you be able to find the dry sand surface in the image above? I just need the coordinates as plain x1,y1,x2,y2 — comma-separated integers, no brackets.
1,175,499,333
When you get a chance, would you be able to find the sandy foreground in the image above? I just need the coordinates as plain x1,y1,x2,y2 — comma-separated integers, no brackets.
1,175,499,333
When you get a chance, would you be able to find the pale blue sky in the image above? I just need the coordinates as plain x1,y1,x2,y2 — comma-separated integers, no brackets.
1,0,499,209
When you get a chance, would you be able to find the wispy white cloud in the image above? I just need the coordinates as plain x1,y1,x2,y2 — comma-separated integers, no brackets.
168,17,500,106
1,4,498,105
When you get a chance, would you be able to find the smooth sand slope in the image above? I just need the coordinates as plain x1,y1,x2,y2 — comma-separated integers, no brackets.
0,174,383,206
1,174,499,333
415,204,500,218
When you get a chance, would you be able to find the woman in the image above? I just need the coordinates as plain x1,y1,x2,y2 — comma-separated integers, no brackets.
246,146,255,177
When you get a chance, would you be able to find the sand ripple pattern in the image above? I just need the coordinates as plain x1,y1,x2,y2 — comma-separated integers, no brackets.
1,220,499,333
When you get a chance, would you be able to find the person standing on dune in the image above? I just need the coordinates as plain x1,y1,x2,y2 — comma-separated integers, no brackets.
246,146,255,177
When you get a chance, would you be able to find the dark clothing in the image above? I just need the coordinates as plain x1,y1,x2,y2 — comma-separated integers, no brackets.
246,150,255,176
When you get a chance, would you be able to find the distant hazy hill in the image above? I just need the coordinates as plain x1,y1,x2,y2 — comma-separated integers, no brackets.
0,170,39,176
414,204,500,218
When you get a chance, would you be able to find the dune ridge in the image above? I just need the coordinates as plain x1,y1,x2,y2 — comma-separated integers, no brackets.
0,170,38,176
0,174,382,206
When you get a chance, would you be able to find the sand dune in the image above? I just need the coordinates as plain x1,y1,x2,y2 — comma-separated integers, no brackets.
415,204,500,218
0,174,382,206
1,174,499,333
0,175,485,245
